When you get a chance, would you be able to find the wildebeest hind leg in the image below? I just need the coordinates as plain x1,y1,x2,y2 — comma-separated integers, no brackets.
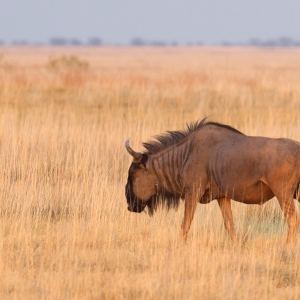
276,192,300,246
217,197,237,243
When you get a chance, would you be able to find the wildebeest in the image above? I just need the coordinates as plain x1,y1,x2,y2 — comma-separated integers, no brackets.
125,118,300,245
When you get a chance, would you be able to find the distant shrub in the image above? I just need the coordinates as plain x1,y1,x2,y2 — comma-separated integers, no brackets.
49,38,67,46
0,54,14,71
47,55,89,72
88,37,102,46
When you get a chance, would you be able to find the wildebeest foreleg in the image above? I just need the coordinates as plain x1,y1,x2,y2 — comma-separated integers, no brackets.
181,192,198,241
277,195,300,246
217,197,237,243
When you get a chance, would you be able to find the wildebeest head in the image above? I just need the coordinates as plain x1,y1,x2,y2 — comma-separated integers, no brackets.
125,139,157,213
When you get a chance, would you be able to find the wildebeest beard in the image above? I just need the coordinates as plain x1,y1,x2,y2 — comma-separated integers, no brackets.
146,189,182,216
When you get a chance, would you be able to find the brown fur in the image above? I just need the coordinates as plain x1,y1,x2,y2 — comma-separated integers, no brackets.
125,118,300,245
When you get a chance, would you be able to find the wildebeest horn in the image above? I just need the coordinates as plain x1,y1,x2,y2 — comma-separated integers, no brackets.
125,139,143,163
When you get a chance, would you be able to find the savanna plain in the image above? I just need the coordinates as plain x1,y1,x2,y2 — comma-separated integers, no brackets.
1,46,300,299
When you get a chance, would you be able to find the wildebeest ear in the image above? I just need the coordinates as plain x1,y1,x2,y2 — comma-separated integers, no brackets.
139,154,148,169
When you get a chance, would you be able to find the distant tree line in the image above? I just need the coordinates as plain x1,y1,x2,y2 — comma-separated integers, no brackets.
130,36,300,47
0,36,300,47
130,37,204,46
49,37,103,46
0,37,103,46
248,37,300,47
222,37,300,47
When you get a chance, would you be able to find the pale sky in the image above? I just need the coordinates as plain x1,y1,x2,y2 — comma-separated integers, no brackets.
0,1,300,44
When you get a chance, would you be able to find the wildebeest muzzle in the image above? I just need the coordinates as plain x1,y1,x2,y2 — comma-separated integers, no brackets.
126,181,146,213
127,201,146,213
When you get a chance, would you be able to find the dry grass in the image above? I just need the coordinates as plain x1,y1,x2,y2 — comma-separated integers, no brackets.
0,46,300,299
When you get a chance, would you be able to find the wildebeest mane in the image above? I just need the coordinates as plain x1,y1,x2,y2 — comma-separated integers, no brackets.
143,117,244,155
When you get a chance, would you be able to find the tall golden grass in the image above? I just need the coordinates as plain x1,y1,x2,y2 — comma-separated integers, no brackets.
0,46,300,299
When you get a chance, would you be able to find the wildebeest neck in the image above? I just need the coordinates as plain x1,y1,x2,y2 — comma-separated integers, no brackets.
148,140,188,197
